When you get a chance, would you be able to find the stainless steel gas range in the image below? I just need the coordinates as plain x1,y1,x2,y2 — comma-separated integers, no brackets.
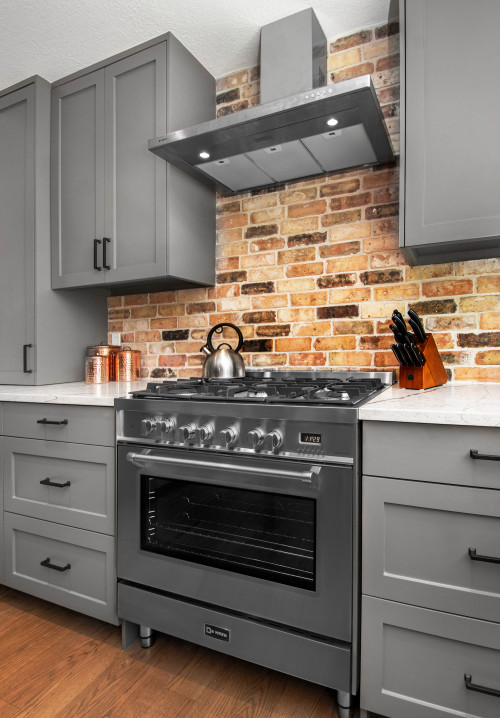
115,370,392,716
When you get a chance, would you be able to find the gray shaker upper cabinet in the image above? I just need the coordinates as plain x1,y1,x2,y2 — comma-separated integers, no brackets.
51,34,216,293
400,0,500,265
0,77,106,385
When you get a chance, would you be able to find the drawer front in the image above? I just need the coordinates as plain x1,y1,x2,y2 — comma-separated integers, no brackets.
3,513,117,624
3,403,115,446
363,421,500,489
3,437,114,534
361,596,500,718
363,476,500,622
0,437,3,583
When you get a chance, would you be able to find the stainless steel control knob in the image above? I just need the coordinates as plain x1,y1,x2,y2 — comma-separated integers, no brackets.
179,424,196,442
220,426,239,447
141,418,157,436
267,429,283,450
198,424,213,442
248,428,265,449
159,418,175,435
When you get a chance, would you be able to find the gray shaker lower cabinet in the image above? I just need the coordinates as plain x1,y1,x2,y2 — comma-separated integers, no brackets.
400,0,500,265
4,513,116,624
0,406,3,583
362,596,500,718
361,421,500,718
1,403,118,624
363,477,500,624
3,438,114,534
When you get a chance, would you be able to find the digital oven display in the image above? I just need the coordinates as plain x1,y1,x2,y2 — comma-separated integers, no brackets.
300,432,322,444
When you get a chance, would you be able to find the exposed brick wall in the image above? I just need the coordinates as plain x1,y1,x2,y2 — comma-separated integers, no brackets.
108,22,500,383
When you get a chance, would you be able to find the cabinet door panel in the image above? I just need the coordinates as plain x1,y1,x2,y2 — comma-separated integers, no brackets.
363,476,500,623
361,596,500,718
104,43,167,283
404,0,500,249
0,86,35,384
4,438,115,534
51,71,105,288
4,512,117,624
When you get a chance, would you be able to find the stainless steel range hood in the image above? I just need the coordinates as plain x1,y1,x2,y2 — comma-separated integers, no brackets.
149,9,394,194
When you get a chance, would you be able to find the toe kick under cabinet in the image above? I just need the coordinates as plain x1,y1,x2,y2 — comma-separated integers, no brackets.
1,402,117,624
361,421,500,718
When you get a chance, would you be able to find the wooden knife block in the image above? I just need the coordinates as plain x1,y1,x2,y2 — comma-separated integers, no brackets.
399,333,448,390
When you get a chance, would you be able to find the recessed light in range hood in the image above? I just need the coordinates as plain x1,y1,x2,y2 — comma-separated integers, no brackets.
149,75,394,194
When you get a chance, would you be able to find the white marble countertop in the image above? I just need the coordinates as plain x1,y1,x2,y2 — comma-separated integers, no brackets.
359,382,500,427
0,381,149,407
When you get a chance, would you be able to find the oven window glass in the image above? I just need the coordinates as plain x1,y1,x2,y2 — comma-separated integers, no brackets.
141,476,316,590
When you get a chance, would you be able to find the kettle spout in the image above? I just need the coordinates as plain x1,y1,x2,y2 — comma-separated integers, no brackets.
200,343,212,356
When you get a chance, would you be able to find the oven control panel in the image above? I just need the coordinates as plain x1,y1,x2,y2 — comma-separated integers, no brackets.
117,404,355,463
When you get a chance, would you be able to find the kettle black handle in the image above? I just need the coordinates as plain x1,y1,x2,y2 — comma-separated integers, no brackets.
206,323,244,353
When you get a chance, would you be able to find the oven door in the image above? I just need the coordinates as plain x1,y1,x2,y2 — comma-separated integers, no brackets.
117,444,353,642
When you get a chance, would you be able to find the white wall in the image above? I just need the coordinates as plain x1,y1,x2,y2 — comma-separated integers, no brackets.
0,0,391,88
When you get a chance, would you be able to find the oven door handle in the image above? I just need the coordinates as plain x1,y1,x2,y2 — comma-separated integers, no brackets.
126,450,324,483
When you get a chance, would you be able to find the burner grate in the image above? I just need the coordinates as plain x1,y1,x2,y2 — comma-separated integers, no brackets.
133,374,386,406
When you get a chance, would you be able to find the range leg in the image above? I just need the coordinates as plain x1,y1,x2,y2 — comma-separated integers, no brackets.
140,625,154,648
336,690,353,718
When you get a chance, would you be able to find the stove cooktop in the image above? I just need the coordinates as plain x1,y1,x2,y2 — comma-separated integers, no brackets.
131,372,390,407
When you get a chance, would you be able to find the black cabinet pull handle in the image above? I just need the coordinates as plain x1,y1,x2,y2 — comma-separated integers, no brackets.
93,238,102,270
469,547,500,564
103,237,111,270
470,449,500,462
40,478,71,489
464,674,500,698
36,418,68,426
23,344,33,373
40,557,71,572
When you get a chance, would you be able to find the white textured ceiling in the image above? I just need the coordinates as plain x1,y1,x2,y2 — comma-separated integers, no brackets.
0,0,393,89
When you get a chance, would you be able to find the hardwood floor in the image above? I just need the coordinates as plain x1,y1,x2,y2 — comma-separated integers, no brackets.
0,585,363,718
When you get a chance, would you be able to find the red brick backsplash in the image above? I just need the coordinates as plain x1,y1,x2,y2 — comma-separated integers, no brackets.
108,21,500,382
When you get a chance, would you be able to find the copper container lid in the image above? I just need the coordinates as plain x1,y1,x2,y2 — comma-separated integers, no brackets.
86,343,120,381
86,343,121,357
116,346,141,382
85,355,110,384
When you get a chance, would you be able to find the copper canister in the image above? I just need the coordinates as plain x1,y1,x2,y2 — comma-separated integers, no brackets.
85,355,110,384
86,344,121,380
116,346,141,381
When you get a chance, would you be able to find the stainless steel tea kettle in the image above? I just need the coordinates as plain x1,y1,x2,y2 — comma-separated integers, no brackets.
200,323,245,379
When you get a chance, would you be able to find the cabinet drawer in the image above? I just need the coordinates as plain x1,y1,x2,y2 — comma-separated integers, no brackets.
361,596,500,718
363,476,500,622
3,513,117,624
363,421,500,489
3,403,114,446
3,437,114,534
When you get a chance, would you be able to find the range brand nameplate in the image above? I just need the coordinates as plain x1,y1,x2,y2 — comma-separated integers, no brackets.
205,624,230,642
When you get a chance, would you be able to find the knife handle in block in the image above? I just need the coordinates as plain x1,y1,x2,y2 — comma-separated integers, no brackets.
399,333,448,390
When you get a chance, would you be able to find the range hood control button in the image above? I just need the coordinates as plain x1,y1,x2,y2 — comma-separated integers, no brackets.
221,426,238,448
159,418,175,435
248,428,265,449
141,418,157,436
179,424,196,442
267,429,283,450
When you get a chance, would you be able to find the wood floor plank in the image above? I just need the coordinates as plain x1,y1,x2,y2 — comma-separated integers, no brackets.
0,698,22,718
0,587,346,718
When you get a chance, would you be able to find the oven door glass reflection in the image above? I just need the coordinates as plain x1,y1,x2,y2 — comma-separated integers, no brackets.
141,476,316,590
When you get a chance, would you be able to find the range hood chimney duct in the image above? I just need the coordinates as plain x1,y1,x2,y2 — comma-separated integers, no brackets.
149,10,394,194
260,9,327,103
